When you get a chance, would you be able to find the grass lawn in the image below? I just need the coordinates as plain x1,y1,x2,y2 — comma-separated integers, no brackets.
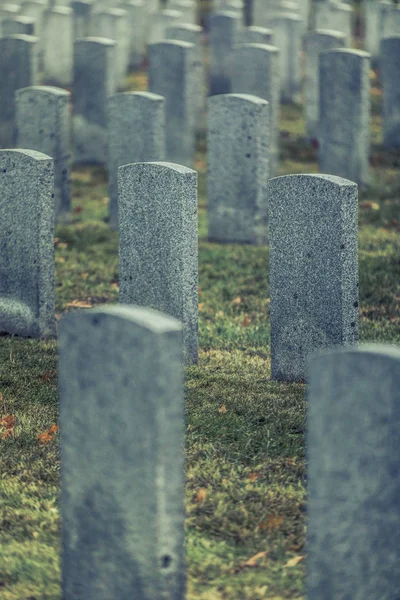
1,43,400,600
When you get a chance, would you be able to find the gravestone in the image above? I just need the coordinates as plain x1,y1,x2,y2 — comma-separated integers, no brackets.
119,0,146,68
380,36,400,148
268,174,359,382
380,1,400,39
16,86,71,219
148,9,183,44
118,162,198,365
307,344,400,599
107,91,166,229
0,34,38,148
209,11,242,95
168,0,196,23
240,24,274,45
42,7,73,86
1,16,36,36
19,0,46,66
208,93,270,245
315,0,352,46
148,40,196,167
231,43,280,175
71,0,92,39
0,149,55,338
58,305,186,600
303,29,346,139
72,37,116,165
319,48,370,186
90,9,129,88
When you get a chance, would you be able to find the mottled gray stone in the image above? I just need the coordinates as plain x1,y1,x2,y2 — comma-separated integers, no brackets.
165,23,205,133
1,16,36,36
264,13,303,102
16,86,71,220
148,40,196,167
72,37,116,165
307,344,400,600
19,0,46,66
118,162,198,365
42,7,73,86
90,9,129,88
207,93,270,245
319,49,370,186
315,0,352,46
107,91,165,229
58,304,186,600
209,11,242,95
381,36,400,148
0,149,55,338
70,0,92,39
380,1,400,39
303,30,346,139
0,35,38,149
148,9,183,44
119,0,146,68
231,43,280,175
239,25,274,45
268,174,358,382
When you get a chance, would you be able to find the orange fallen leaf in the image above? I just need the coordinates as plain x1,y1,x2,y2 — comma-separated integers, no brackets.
284,555,305,568
55,313,62,321
218,405,227,414
65,300,93,308
248,472,259,482
0,414,15,429
2,428,14,439
232,550,270,574
38,432,54,444
195,488,207,502
198,303,204,311
48,424,59,434
360,201,380,210
232,296,242,305
241,315,251,327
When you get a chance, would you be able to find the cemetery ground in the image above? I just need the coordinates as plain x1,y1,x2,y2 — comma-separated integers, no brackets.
1,68,400,600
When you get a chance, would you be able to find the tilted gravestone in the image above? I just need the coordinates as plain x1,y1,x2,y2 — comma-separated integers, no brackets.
319,48,370,186
72,37,116,165
207,93,270,245
58,304,186,600
268,174,359,382
16,85,72,220
118,162,198,365
209,11,242,95
148,40,197,168
107,91,166,230
0,149,55,338
303,29,346,140
307,344,400,599
380,36,400,148
0,34,38,148
231,43,280,175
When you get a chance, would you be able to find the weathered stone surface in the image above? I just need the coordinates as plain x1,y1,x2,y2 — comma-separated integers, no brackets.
148,40,197,167
0,149,55,338
319,48,370,185
209,11,242,95
72,37,116,165
42,7,73,86
381,36,400,148
16,85,71,219
168,0,196,23
307,344,400,600
118,162,198,365
0,34,38,148
239,25,274,45
207,93,270,245
303,29,346,139
1,16,36,36
107,91,165,229
231,42,280,175
70,0,92,40
315,0,352,46
58,304,186,600
119,0,146,68
148,8,183,44
90,9,129,87
268,174,359,382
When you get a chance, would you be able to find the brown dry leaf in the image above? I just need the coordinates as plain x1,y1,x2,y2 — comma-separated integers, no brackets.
195,488,208,503
198,287,203,297
258,515,284,532
53,237,60,246
48,424,59,434
241,315,251,327
232,296,242,305
218,405,227,414
65,300,93,308
111,282,119,290
81,272,89,279
0,414,15,429
198,303,204,311
38,432,54,444
284,555,305,568
55,313,62,321
240,551,269,569
248,472,259,482
360,201,380,210
2,428,14,439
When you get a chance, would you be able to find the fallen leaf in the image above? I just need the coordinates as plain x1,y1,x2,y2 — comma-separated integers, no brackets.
0,414,15,429
248,472,259,482
1,428,13,439
195,488,207,502
58,242,68,249
284,555,305,568
232,550,269,572
55,256,66,263
218,405,227,414
258,515,284,532
48,424,59,434
53,237,60,246
232,296,242,305
360,201,380,210
55,314,62,321
111,282,119,290
198,303,204,311
241,315,251,327
38,432,54,444
81,272,89,279
65,300,93,308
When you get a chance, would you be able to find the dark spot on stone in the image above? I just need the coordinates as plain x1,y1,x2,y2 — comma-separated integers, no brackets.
161,555,172,568
350,321,355,327
353,301,358,308
340,243,345,249
245,153,251,158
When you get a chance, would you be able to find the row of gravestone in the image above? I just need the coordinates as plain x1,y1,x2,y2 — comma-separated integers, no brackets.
58,303,400,599
1,147,359,383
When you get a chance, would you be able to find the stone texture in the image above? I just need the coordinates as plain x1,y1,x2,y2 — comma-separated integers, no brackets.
303,29,346,139
58,304,186,600
118,162,198,365
1,16,36,36
119,0,146,68
148,9,183,44
0,149,55,338
209,11,242,95
231,42,280,175
319,49,370,186
16,85,71,219
72,37,116,165
263,13,303,101
148,40,196,167
207,93,270,245
240,24,274,45
268,174,359,382
315,0,352,46
90,9,129,88
19,0,46,66
380,36,400,148
42,7,73,86
70,0,92,39
380,1,400,39
107,91,165,229
307,344,400,600
0,34,38,148
167,0,196,23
